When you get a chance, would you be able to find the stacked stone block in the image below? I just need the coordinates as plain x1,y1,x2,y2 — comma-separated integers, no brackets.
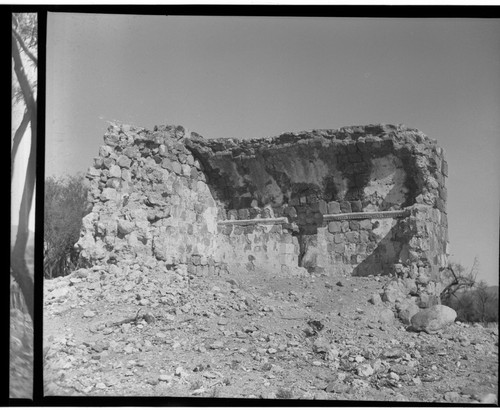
216,222,301,275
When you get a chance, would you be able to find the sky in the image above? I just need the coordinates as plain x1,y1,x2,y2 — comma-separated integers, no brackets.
46,13,500,285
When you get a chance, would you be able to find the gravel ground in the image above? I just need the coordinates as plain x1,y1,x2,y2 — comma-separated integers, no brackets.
44,265,498,403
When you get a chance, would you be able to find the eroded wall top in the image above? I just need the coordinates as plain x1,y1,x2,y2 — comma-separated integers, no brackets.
186,123,447,217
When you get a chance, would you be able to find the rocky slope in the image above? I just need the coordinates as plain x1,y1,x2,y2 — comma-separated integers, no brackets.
44,265,498,403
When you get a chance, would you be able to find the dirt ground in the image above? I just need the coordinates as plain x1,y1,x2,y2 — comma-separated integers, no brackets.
43,265,498,403
10,252,34,400
10,307,33,399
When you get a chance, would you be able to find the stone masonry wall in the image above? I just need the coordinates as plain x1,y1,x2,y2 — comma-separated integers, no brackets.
186,123,448,282
76,123,222,275
216,221,300,276
76,122,448,293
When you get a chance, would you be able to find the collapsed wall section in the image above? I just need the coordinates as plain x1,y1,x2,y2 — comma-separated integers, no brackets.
186,126,418,213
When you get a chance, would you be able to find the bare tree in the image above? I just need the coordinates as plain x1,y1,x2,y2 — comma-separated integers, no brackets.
11,12,37,322
440,257,479,306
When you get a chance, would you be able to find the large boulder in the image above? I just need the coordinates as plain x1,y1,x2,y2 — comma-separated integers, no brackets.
381,279,408,303
396,299,420,325
410,305,457,333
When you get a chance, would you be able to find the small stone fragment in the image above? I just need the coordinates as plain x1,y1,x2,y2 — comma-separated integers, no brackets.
314,392,329,400
389,372,400,381
210,340,224,349
379,308,395,325
383,348,404,359
480,393,497,404
369,293,382,305
354,355,364,363
444,391,461,403
325,381,349,394
357,363,374,377
313,337,330,353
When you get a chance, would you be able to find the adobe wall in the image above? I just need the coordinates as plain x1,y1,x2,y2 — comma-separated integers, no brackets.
76,122,448,288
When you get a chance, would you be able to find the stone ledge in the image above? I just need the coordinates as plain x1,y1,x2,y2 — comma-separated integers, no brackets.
217,217,288,226
324,210,411,221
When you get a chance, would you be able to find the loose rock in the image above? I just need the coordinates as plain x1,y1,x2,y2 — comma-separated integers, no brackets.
410,305,457,334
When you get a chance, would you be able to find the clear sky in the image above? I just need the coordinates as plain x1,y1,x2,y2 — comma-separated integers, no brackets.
46,13,500,285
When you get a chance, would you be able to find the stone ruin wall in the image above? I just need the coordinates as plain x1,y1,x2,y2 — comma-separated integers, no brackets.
76,122,449,297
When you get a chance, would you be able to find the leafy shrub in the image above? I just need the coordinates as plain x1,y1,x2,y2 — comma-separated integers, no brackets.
44,174,90,278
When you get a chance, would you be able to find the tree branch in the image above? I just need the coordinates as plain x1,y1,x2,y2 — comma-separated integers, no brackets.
11,109,31,181
12,31,35,109
440,266,459,301
12,26,38,67
11,13,37,323
11,89,36,324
